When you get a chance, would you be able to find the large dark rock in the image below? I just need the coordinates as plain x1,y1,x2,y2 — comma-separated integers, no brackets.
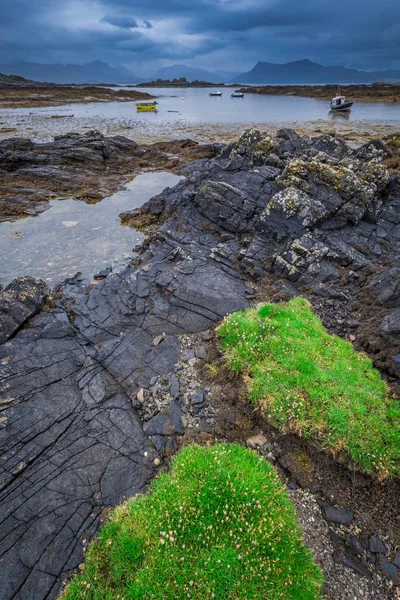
1,127,399,599
317,499,354,526
380,308,400,344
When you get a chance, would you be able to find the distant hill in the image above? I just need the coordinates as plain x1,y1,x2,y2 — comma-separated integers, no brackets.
233,59,400,84
0,72,33,84
151,64,227,83
0,61,143,84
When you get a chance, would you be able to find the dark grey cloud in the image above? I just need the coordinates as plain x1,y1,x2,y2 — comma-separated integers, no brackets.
101,14,138,28
0,0,399,74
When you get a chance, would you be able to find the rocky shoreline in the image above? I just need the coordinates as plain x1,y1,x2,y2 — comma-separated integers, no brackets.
0,85,154,109
238,82,400,102
0,132,220,221
1,127,400,599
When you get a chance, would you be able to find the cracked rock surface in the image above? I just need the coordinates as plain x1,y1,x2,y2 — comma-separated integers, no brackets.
1,127,400,599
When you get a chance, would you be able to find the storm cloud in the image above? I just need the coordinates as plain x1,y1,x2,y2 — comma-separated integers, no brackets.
0,0,399,74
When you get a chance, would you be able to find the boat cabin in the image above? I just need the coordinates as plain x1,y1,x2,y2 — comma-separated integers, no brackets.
331,96,346,107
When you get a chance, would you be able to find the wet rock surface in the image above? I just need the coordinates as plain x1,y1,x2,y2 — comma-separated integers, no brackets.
0,131,221,221
1,128,400,599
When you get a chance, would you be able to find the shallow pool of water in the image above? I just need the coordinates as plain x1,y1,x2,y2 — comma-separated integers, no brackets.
0,171,182,286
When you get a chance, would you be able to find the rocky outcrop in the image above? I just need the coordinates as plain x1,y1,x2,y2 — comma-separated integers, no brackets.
0,131,221,221
1,128,399,599
0,277,49,344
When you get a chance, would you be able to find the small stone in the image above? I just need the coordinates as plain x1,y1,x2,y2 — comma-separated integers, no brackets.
93,266,112,280
346,533,364,556
154,458,161,466
201,330,213,341
152,334,165,347
199,417,212,433
188,358,197,366
78,563,85,571
192,391,204,405
246,434,268,448
345,319,360,328
137,388,145,403
185,349,195,361
349,334,356,342
376,555,398,583
151,435,166,451
369,535,387,553
170,374,180,399
195,346,207,359
317,499,354,526
343,553,372,578
279,454,290,470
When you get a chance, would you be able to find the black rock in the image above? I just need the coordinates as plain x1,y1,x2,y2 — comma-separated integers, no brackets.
343,553,372,578
151,435,167,451
94,266,112,280
279,454,290,470
0,276,49,344
317,499,354,526
195,346,207,359
369,535,387,554
192,391,205,405
346,533,364,556
376,555,399,583
170,374,180,399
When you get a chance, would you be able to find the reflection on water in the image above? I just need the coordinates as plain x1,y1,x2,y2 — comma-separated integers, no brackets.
329,110,350,121
0,172,182,286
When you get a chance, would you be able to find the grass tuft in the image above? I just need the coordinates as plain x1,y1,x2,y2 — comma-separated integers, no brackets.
61,443,322,599
218,297,400,478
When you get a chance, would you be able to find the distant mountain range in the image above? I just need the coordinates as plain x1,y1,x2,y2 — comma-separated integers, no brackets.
0,61,143,84
1,59,400,86
233,59,400,84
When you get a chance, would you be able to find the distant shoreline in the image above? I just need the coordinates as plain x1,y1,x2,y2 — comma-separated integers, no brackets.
134,78,238,88
237,83,400,103
0,85,154,109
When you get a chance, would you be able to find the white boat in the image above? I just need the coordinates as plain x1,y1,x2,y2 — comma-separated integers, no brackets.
330,95,354,112
231,92,244,98
209,90,222,96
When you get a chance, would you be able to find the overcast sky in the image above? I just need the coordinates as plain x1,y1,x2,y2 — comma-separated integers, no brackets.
1,0,399,74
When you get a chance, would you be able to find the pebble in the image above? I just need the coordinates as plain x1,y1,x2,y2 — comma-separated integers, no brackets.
369,535,387,554
246,433,268,448
152,334,165,347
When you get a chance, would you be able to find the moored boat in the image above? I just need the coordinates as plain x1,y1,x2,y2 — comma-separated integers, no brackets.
209,90,222,96
330,95,354,112
231,92,244,98
136,101,158,112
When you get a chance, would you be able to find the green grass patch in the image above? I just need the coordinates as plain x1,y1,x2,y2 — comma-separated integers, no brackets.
61,444,322,600
218,297,400,478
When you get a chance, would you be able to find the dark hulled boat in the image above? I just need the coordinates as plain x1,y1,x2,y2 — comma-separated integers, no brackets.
330,95,354,112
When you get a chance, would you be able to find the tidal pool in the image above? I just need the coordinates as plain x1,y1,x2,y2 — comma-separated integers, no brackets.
0,171,182,286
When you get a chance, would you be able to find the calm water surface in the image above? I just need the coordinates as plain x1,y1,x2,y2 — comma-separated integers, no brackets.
0,172,182,286
9,87,400,125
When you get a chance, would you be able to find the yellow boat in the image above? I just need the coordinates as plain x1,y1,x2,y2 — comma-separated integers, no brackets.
136,101,158,112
